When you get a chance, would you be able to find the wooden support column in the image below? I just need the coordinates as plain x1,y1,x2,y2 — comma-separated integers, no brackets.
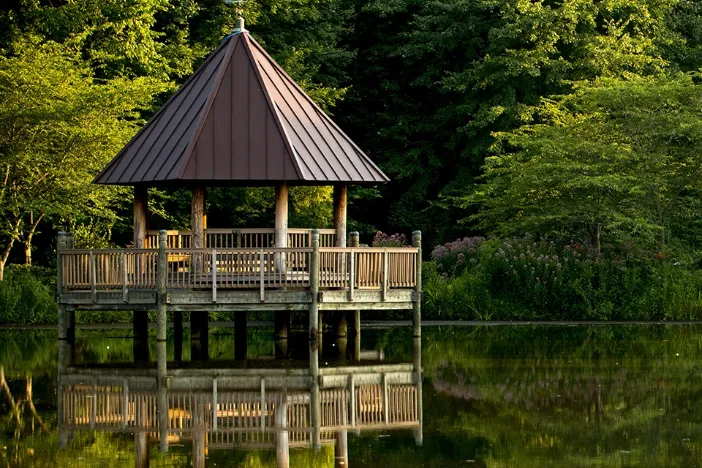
191,187,205,249
333,184,348,247
235,313,247,360
412,231,422,338
275,183,289,274
133,187,148,248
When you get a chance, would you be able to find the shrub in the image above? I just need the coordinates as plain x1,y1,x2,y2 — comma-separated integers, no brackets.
423,235,702,321
372,232,409,247
431,236,485,276
0,265,57,325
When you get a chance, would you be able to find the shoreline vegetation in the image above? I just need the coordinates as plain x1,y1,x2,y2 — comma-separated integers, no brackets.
3,243,701,325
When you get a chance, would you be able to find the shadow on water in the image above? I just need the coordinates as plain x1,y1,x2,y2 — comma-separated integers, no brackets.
1,323,702,466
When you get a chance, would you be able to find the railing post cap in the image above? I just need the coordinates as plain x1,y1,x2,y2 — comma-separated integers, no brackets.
158,229,168,236
311,228,320,239
412,230,422,238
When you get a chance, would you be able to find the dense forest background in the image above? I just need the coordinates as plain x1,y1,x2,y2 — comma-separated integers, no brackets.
3,0,702,321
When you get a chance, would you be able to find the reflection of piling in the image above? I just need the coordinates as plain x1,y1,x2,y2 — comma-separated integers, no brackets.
275,393,289,468
136,398,150,467
335,430,348,467
192,398,206,468
413,337,423,446
156,231,168,453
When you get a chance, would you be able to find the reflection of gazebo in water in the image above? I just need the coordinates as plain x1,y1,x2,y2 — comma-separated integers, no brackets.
57,337,423,468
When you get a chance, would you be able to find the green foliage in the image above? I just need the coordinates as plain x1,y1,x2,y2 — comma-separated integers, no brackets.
470,74,702,251
423,236,702,321
0,265,56,325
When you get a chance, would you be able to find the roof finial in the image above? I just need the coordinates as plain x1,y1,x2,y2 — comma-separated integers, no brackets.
224,0,247,33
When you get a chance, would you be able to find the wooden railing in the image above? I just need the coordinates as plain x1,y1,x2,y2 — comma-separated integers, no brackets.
145,228,336,249
58,244,419,295
319,248,418,291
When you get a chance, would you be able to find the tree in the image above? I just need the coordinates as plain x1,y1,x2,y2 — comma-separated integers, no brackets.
337,0,687,244
0,36,163,277
470,73,702,251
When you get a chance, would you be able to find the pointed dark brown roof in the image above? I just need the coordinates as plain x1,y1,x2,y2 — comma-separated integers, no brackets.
94,29,388,186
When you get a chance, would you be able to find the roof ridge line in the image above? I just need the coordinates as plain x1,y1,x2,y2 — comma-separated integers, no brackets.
175,36,238,180
241,33,304,181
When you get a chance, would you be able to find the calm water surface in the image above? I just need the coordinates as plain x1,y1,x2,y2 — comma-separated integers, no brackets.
1,324,701,467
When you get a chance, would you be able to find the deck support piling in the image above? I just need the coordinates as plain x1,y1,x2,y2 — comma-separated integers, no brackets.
174,311,183,362
133,310,149,363
309,229,321,449
191,313,209,361
412,231,422,338
235,313,247,360
157,230,168,453
349,232,361,362
333,184,348,247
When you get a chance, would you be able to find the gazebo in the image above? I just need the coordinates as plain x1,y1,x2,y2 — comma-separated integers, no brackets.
55,16,423,456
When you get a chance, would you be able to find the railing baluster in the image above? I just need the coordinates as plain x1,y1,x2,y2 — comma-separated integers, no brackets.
89,251,97,302
212,248,217,303
259,248,265,302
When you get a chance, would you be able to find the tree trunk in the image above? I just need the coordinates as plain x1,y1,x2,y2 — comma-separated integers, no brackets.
595,223,601,254
0,219,21,281
21,213,44,266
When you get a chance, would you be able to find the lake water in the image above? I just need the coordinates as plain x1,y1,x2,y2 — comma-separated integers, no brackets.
1,324,700,467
